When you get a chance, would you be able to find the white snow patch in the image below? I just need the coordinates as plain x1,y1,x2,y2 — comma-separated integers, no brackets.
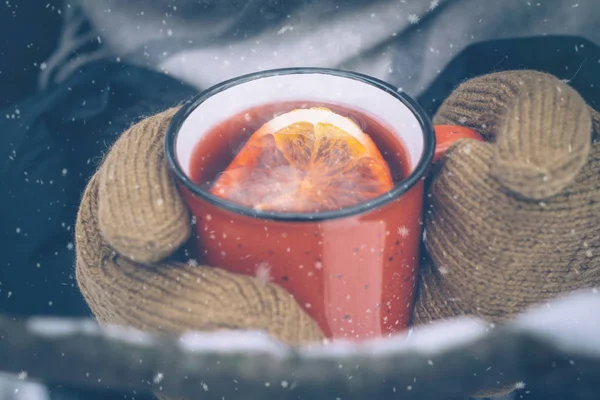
28,318,98,337
102,325,155,347
301,317,486,358
514,290,600,357
27,318,153,347
178,330,289,357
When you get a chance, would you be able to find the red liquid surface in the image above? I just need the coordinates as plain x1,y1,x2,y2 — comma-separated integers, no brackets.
190,101,409,192
186,101,420,339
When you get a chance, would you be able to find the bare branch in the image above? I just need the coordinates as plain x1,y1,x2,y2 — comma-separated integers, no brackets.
0,290,599,399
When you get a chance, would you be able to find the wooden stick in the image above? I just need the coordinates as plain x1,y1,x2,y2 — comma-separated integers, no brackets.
0,291,599,399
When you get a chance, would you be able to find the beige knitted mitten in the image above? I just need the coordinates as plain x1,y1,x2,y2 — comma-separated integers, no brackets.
75,108,325,344
414,70,599,397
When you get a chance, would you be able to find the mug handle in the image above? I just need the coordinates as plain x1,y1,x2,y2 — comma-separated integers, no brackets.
432,125,484,163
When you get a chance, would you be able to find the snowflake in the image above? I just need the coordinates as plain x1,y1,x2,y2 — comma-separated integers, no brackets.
515,381,526,390
397,226,410,237
67,242,74,250
255,262,272,284
438,267,448,275
428,0,439,11
407,14,420,24
315,261,323,270
187,258,198,267
61,168,68,176
17,371,27,380
153,372,164,384
277,25,294,35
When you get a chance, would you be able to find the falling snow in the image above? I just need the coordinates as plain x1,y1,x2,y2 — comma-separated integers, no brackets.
397,226,410,237
153,372,164,384
255,262,272,284
4,2,600,398
428,0,440,11
277,25,294,35
187,258,199,267
515,381,526,390
407,14,420,24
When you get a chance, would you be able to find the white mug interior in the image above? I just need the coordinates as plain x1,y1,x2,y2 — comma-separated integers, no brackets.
175,72,425,181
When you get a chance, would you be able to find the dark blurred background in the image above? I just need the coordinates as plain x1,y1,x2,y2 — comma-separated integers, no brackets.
0,0,63,107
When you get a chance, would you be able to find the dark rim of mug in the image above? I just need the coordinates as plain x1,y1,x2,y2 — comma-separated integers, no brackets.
165,67,435,222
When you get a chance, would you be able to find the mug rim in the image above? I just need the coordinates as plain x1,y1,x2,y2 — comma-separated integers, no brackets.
164,67,435,222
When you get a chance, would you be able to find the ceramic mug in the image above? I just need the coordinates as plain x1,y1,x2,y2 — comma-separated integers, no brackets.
165,68,482,340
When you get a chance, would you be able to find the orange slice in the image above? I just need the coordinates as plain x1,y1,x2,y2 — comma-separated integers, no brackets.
210,107,394,213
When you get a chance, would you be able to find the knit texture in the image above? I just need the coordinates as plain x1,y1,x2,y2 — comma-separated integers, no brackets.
97,107,191,264
73,71,600,400
412,70,599,398
74,109,325,400
414,70,600,325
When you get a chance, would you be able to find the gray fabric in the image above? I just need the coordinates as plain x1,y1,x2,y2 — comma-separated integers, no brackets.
44,0,600,97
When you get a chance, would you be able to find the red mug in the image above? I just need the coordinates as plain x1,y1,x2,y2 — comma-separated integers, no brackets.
165,68,482,340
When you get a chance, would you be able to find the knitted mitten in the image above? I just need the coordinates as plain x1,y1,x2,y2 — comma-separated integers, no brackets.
75,108,325,345
414,70,599,397
75,70,599,400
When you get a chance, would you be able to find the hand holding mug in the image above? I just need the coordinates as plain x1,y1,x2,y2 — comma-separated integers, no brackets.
164,69,482,339
75,69,600,399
